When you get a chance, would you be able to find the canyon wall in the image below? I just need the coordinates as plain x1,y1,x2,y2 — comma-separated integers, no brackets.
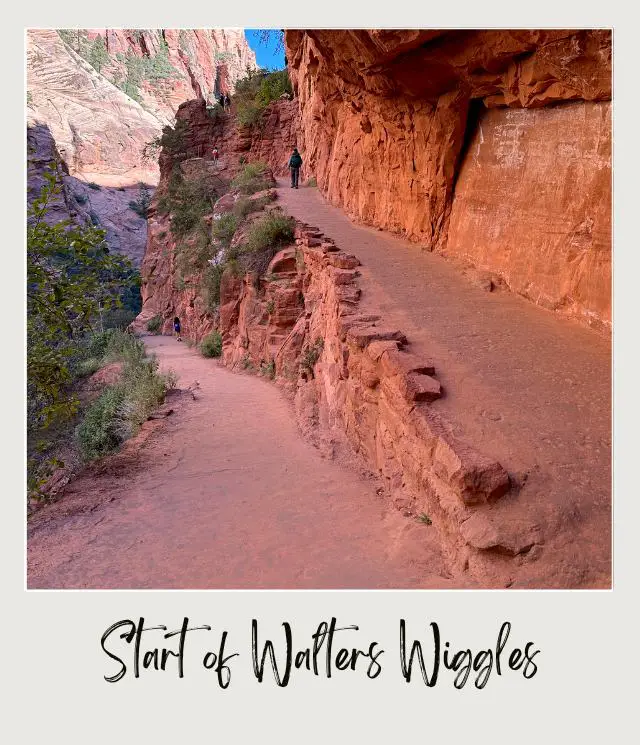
134,77,608,586
136,98,297,333
80,29,257,125
27,28,257,263
285,30,611,330
27,123,149,264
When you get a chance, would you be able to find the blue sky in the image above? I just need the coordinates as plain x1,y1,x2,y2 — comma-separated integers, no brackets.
245,30,286,70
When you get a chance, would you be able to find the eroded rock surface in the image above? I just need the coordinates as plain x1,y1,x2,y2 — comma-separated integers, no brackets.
26,28,257,263
285,29,611,329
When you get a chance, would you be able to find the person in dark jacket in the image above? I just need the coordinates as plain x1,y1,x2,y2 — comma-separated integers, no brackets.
288,148,303,188
173,316,182,342
224,94,231,111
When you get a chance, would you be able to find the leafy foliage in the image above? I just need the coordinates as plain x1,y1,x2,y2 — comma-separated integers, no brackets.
201,263,224,311
233,211,295,274
230,162,272,195
27,168,138,431
300,338,324,378
88,35,110,74
253,30,285,55
75,332,174,461
159,164,218,239
146,315,163,333
129,182,152,219
212,213,238,247
200,331,223,358
233,68,293,128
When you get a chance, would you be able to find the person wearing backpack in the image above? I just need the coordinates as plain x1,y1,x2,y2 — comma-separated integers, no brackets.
288,148,303,188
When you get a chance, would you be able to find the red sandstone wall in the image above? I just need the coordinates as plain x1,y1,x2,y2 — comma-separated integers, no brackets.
135,99,298,335
445,102,611,330
285,29,612,329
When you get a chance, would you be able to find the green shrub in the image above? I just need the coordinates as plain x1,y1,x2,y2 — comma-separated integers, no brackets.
256,69,293,107
128,183,152,219
174,224,212,278
206,103,224,122
201,263,224,312
160,120,188,155
238,212,295,274
212,213,238,247
236,100,263,127
201,331,223,358
88,182,101,190
74,192,88,205
230,162,271,195
88,35,110,74
75,356,102,378
75,340,173,461
232,197,253,220
166,170,217,238
233,192,275,220
147,315,162,333
300,337,324,378
85,329,118,360
260,359,276,380
102,308,137,330
76,385,127,460
233,68,293,129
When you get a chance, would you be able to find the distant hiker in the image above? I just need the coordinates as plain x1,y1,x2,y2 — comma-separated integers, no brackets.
288,148,303,189
217,93,224,108
212,146,219,163
224,94,231,111
173,316,182,342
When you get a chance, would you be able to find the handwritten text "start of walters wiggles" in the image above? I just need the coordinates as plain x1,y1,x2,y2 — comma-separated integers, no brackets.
100,618,540,689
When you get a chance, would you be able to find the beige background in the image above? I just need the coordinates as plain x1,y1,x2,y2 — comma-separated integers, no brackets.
9,1,635,741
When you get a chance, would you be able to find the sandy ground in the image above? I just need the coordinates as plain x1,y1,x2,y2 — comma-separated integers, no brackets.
27,181,611,589
27,337,452,589
277,181,611,588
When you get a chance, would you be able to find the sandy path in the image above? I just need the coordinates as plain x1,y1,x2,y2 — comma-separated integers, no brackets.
28,337,450,589
278,181,611,587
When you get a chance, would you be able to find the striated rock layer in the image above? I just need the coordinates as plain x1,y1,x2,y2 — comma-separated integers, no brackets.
135,93,609,586
285,29,611,330
27,29,160,186
135,98,297,331
213,219,604,587
27,123,149,264
82,28,257,125
26,28,257,263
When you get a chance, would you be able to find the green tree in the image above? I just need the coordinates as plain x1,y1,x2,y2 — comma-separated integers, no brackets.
129,182,152,218
27,168,136,430
88,35,110,74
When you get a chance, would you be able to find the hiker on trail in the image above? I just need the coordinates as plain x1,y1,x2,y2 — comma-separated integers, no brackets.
288,148,303,189
173,316,182,342
212,145,219,163
224,94,231,111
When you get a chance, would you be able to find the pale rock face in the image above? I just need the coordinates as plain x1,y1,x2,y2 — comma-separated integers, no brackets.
27,29,161,185
285,29,611,329
27,122,150,265
26,28,257,264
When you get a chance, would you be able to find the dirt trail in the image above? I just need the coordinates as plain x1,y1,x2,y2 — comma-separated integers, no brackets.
28,336,451,589
27,182,611,589
278,180,611,587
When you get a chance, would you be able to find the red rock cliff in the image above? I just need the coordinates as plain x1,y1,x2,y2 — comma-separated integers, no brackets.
285,30,611,330
136,98,298,332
